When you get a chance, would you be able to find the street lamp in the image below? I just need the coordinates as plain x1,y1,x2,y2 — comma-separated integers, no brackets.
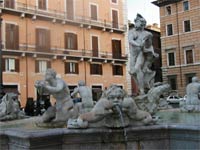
0,0,4,98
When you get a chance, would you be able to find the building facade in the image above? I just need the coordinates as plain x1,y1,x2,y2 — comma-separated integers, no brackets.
0,0,128,106
153,0,200,96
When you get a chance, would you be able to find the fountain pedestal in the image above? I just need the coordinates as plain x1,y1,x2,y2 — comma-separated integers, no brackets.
1,124,199,150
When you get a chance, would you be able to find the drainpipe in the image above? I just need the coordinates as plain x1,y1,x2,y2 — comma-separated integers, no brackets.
25,0,28,101
176,3,183,87
0,0,4,98
82,0,87,85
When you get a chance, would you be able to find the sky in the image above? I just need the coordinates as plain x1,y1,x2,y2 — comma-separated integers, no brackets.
127,0,160,26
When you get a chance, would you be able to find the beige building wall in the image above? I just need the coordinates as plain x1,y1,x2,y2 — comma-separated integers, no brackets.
1,0,128,106
154,0,200,96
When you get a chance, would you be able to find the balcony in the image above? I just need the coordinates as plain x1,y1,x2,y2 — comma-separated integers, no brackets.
2,44,127,64
0,2,126,33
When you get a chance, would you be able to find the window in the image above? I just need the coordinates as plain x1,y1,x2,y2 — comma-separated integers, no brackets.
92,36,99,57
38,0,47,10
90,4,98,20
6,23,19,50
183,1,189,11
3,58,19,72
65,62,79,74
112,40,121,59
185,73,196,85
184,20,191,32
112,9,119,28
66,0,74,20
166,6,171,15
185,50,193,64
113,65,123,76
111,0,117,3
5,0,15,8
92,85,102,101
167,24,173,36
168,52,175,66
168,75,177,90
90,64,102,75
64,33,77,50
36,28,50,52
68,85,77,95
35,60,51,73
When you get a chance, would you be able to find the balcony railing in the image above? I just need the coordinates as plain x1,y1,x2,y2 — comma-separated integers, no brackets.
0,2,126,31
2,44,127,61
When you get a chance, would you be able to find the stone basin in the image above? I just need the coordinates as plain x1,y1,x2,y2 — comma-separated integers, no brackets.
0,110,200,150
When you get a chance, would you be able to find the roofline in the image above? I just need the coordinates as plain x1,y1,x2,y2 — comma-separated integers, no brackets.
152,0,183,7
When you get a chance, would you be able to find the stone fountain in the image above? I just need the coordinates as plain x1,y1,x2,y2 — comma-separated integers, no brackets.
0,14,200,150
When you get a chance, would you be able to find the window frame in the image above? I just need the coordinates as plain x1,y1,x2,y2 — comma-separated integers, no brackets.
166,24,173,36
167,51,176,66
167,75,177,91
165,5,172,15
37,0,48,11
183,20,191,32
65,62,79,74
89,3,98,21
90,63,103,75
184,49,194,64
112,65,123,76
183,0,189,11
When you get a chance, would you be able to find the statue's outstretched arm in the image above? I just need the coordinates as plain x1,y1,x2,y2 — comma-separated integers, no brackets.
71,87,79,97
44,81,64,93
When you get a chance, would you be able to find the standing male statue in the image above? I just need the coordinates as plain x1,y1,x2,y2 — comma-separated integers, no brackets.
129,14,158,95
71,80,94,113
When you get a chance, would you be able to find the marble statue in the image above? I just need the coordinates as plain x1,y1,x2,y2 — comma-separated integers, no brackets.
0,93,27,121
129,14,159,95
135,83,170,115
35,69,78,124
71,80,94,113
67,85,155,128
180,77,200,112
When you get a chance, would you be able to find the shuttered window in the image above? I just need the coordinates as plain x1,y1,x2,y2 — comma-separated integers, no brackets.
38,0,47,10
65,62,79,74
3,58,19,72
90,64,102,75
66,0,74,20
91,4,97,20
112,10,118,28
186,50,193,64
5,0,15,8
6,23,19,50
35,60,51,73
112,40,121,59
36,28,50,52
112,0,117,3
64,33,77,50
92,36,98,57
112,65,123,76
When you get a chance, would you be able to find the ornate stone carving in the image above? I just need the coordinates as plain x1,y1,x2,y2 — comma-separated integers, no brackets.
67,85,155,129
0,93,27,121
129,14,159,95
180,77,200,112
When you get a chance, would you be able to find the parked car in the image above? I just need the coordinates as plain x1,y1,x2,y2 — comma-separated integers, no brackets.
166,95,183,104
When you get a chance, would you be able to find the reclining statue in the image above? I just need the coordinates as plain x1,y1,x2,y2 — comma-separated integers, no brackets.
0,93,27,121
67,85,155,128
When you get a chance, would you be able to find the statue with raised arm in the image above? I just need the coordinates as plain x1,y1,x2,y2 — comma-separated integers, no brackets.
180,77,200,112
71,80,94,113
129,14,159,95
35,69,78,124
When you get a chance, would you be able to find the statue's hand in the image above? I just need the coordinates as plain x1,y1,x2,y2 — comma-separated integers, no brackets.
35,80,46,88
